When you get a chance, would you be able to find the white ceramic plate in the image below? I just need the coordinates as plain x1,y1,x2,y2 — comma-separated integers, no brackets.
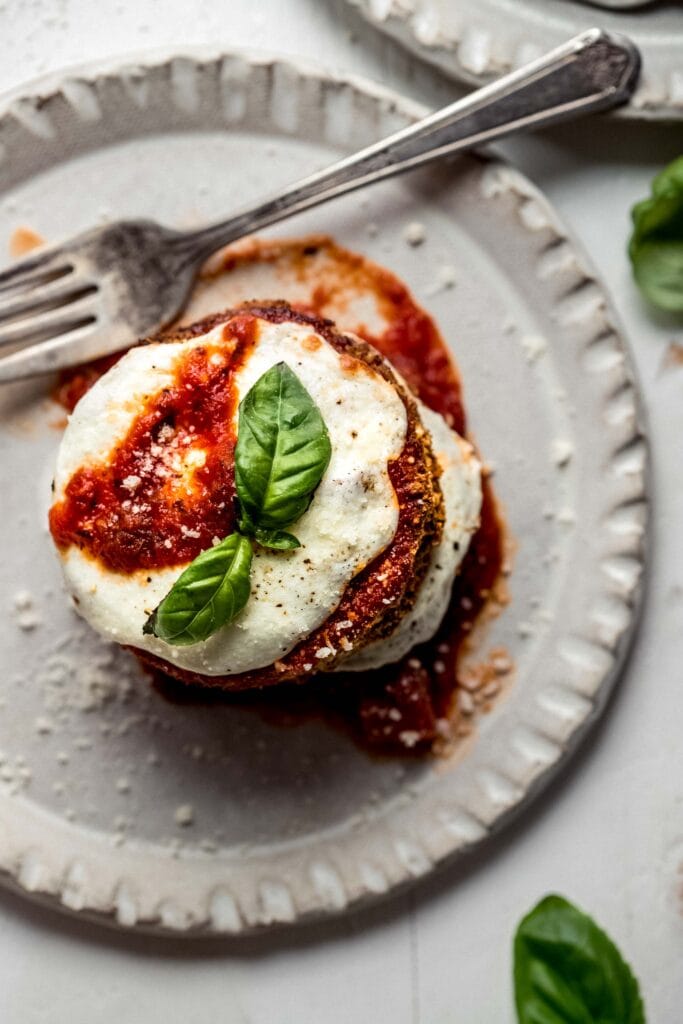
347,0,683,121
0,50,647,933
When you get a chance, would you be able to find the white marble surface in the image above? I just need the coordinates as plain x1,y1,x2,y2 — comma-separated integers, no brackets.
0,1,682,1021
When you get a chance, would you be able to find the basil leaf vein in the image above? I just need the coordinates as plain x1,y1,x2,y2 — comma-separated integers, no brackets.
235,361,331,541
514,895,646,1024
629,155,683,313
143,532,252,645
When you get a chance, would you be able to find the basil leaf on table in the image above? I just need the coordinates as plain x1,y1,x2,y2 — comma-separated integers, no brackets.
143,533,252,645
235,361,331,542
629,155,683,312
514,895,646,1024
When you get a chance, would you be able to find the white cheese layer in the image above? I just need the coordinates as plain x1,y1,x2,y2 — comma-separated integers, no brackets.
52,318,407,675
339,402,482,671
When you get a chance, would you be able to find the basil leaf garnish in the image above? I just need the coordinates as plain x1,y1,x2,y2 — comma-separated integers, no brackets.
514,895,646,1024
629,155,683,312
235,361,331,543
143,532,252,646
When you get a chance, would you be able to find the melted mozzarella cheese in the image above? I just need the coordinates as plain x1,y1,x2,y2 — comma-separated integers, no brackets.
340,402,482,671
52,319,408,675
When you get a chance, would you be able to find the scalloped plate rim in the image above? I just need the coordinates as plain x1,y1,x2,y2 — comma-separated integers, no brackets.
346,0,683,122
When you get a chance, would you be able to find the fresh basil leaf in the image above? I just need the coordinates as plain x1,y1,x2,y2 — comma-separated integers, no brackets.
514,895,646,1024
629,155,683,312
143,533,252,646
235,361,331,536
254,528,301,550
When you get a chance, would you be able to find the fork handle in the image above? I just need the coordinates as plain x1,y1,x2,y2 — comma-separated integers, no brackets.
175,29,639,261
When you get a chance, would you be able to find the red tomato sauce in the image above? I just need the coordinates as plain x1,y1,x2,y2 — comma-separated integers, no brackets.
49,318,256,572
313,270,465,437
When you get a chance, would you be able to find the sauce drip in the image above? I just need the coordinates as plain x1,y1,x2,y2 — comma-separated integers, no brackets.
312,271,465,437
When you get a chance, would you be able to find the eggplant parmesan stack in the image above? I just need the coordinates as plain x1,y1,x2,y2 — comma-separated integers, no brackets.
49,303,482,691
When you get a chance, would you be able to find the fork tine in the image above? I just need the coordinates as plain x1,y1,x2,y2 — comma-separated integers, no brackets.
0,250,73,295
0,279,98,327
0,322,102,383
0,305,97,351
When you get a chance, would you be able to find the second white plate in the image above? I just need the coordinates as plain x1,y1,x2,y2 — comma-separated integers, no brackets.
347,0,683,120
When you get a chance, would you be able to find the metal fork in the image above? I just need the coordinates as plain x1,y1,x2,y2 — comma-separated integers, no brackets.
0,28,639,384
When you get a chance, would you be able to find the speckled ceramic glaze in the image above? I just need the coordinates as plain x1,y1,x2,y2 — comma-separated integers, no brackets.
0,50,647,933
348,0,683,121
